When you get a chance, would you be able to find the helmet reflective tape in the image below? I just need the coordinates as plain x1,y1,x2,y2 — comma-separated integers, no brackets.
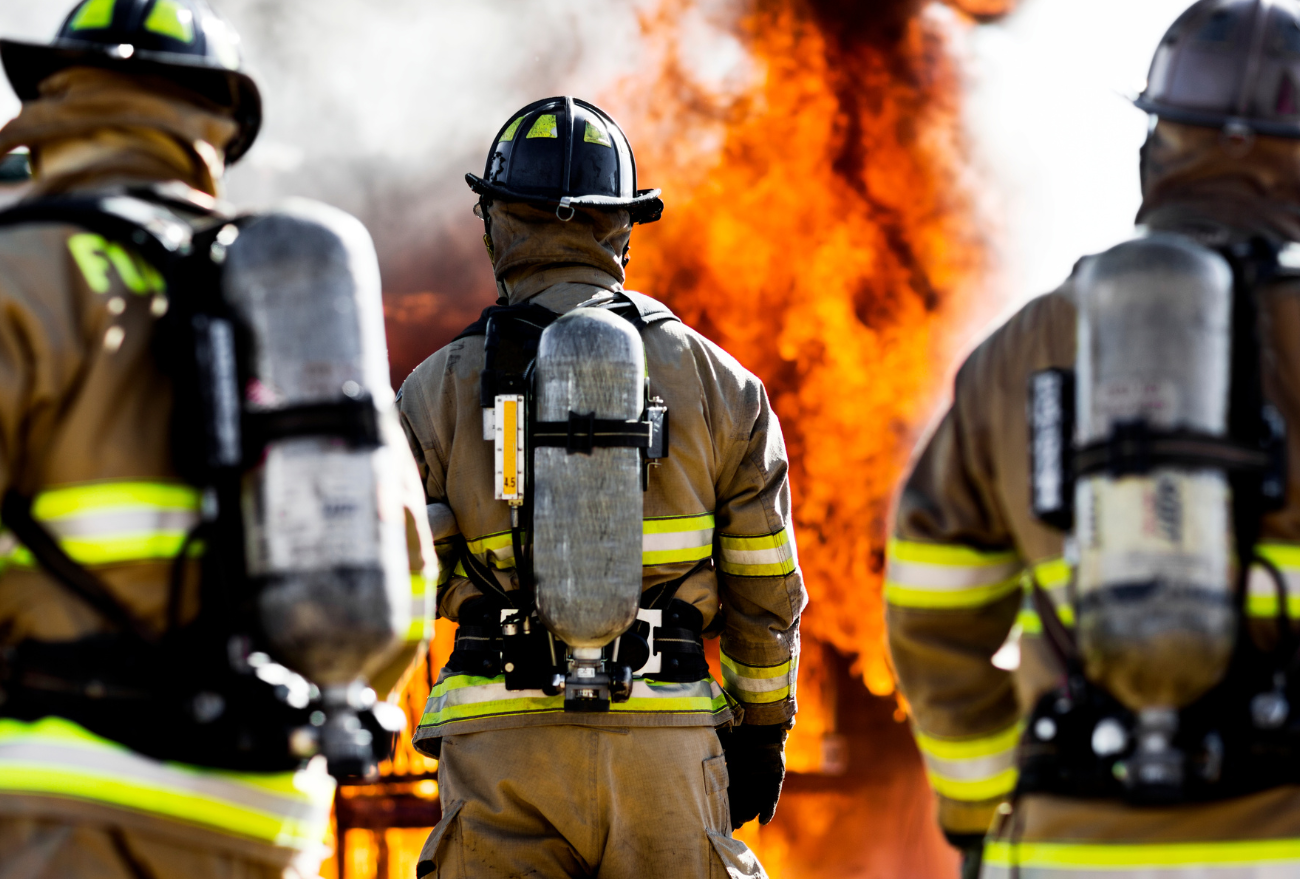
584,120,612,147
0,480,201,569
526,114,559,139
69,0,116,31
498,116,525,143
144,0,195,43
0,716,334,848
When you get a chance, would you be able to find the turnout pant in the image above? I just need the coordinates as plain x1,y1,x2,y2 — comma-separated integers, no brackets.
419,725,766,879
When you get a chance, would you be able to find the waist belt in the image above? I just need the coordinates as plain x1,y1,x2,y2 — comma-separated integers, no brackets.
0,633,313,773
448,597,710,686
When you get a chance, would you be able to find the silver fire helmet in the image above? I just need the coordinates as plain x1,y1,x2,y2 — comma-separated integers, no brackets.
1136,0,1300,138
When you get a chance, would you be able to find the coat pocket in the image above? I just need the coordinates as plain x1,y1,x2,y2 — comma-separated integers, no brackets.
706,830,768,879
416,799,464,878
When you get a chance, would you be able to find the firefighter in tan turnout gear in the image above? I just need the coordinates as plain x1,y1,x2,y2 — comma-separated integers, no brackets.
400,96,806,878
0,1,436,876
887,1,1300,876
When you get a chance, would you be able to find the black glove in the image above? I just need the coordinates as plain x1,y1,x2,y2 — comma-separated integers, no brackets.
944,832,985,879
718,723,788,828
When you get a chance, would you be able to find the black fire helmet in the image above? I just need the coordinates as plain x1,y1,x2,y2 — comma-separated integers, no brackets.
466,96,664,225
1,0,262,163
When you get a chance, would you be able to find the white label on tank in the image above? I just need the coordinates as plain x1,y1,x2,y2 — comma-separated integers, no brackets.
246,441,381,573
494,395,525,502
1075,470,1232,596
1093,380,1180,430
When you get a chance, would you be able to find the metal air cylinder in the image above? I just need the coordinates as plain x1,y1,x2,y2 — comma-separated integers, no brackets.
533,308,645,650
1074,232,1238,712
223,199,411,687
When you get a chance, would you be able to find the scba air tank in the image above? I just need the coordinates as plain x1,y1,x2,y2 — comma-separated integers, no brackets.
221,200,412,690
532,308,645,651
1074,233,1238,713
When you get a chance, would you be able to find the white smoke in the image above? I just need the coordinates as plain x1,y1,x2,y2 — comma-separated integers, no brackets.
0,0,657,368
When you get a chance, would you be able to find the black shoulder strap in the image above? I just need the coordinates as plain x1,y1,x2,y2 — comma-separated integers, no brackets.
453,302,561,342
610,290,679,329
0,192,197,273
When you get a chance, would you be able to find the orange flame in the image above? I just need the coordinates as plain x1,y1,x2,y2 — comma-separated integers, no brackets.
622,0,1006,696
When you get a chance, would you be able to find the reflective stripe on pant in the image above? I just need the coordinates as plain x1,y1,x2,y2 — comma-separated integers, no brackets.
982,839,1300,878
0,717,334,850
421,725,765,878
0,480,201,569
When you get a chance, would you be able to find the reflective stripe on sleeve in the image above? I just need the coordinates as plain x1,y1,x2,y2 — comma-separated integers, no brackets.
643,514,714,566
1,480,201,569
913,722,1021,802
718,526,796,577
466,531,513,569
982,838,1300,877
885,539,1023,609
0,716,333,849
1249,543,1300,619
418,673,729,731
719,651,795,704
1016,557,1074,635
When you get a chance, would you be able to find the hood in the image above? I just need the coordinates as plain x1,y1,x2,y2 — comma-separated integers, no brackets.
1137,119,1300,243
0,66,238,197
486,200,632,304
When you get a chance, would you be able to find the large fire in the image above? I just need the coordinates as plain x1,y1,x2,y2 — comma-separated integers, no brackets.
336,0,1015,876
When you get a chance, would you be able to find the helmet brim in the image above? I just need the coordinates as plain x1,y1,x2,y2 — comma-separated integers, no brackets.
1133,92,1300,140
466,172,664,225
1,38,262,163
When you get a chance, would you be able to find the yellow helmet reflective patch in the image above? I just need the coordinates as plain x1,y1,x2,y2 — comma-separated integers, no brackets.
583,121,612,147
69,0,116,31
526,115,559,139
499,117,525,143
145,0,196,43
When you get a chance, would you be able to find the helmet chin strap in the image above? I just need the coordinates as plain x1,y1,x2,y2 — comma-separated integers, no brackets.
476,197,495,261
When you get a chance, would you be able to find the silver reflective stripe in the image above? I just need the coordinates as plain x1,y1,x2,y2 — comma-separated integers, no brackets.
886,558,1023,590
921,749,1016,785
643,528,714,553
45,509,199,538
982,864,1300,879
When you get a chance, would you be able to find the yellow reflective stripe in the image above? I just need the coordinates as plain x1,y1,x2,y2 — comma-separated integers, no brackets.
1032,557,1070,590
0,717,333,848
885,539,1023,609
407,572,432,641
719,651,794,704
718,526,796,577
1,481,202,569
418,674,728,729
144,0,195,42
70,0,115,30
4,534,191,568
984,838,1300,870
32,481,199,519
526,115,559,139
466,530,513,569
643,514,714,566
499,117,525,142
914,722,1022,803
1249,543,1300,619
883,538,1024,608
